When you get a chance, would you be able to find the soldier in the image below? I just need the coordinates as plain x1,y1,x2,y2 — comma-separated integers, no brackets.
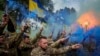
0,14,9,35
18,27,44,56
0,14,24,56
19,35,34,56
0,34,9,56
31,36,82,56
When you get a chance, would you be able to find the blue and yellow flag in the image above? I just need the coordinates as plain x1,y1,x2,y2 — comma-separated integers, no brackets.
29,0,38,11
29,0,44,17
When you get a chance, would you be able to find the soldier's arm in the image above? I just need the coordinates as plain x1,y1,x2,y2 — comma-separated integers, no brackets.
7,17,25,47
6,15,16,46
48,46,72,55
59,33,65,39
0,15,9,35
50,37,66,48
7,32,23,48
0,23,7,35
14,32,23,47
32,28,43,44
20,45,34,50
50,40,61,47
30,48,39,56
19,43,34,50
50,31,66,47
48,32,53,39
49,44,81,55
7,32,17,47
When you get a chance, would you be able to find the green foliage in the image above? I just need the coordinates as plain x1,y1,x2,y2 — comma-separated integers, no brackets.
17,0,29,9
0,0,5,21
0,0,54,21
0,11,3,21
39,0,54,12
0,0,6,11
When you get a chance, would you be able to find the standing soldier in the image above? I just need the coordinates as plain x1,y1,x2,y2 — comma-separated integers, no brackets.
0,14,9,56
31,36,82,56
0,14,9,35
19,35,34,56
18,27,44,56
0,34,9,56
1,14,25,56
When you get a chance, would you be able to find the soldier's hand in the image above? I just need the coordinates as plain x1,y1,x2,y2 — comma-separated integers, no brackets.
40,27,43,32
71,44,82,49
61,30,66,35
21,25,29,32
2,14,9,25
58,38,66,43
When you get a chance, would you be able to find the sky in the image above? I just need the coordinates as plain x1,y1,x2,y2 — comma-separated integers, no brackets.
52,0,80,12
52,0,100,13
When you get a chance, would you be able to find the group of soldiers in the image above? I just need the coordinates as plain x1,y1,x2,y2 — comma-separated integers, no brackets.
0,14,82,56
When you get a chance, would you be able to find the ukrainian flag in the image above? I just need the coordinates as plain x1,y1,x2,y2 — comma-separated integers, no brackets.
29,0,38,11
29,0,44,17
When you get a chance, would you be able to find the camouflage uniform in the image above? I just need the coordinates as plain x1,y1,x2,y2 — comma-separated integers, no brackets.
0,41,9,56
41,34,68,56
0,18,7,56
0,14,23,56
52,34,67,56
47,35,54,46
66,41,78,56
31,46,72,56
47,34,62,48
0,24,6,35
19,41,33,56
4,18,22,56
6,32,23,56
19,29,43,56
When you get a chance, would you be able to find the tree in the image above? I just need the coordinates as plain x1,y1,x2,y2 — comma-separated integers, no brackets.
39,0,54,12
0,0,6,11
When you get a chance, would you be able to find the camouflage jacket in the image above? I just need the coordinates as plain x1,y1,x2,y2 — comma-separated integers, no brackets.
19,41,33,56
0,43,8,56
31,46,72,56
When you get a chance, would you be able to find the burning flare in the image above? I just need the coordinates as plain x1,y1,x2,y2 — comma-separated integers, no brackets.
77,11,99,30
